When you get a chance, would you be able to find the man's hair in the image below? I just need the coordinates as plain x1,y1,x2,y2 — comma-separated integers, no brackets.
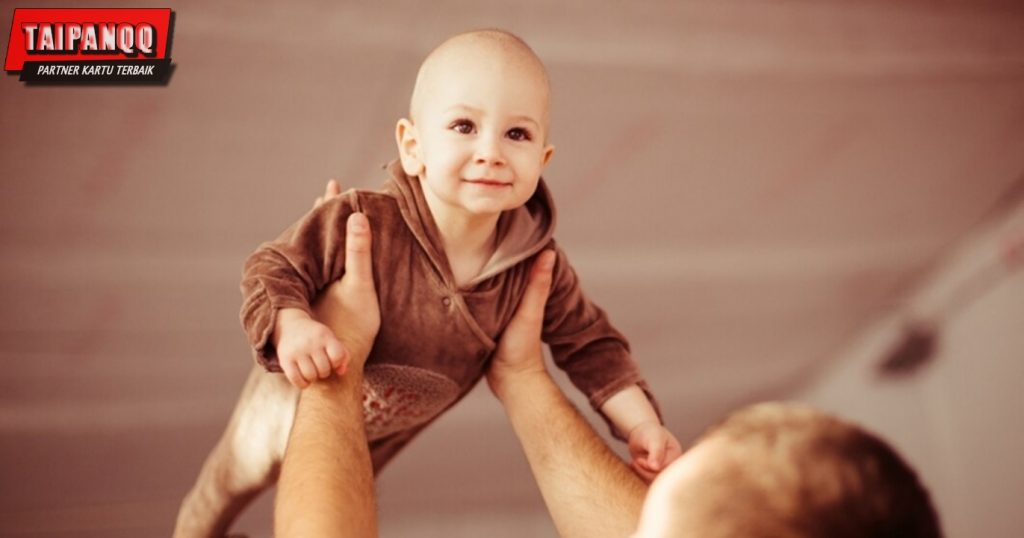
684,402,942,538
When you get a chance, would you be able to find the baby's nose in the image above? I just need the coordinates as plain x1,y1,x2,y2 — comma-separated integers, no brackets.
474,137,506,166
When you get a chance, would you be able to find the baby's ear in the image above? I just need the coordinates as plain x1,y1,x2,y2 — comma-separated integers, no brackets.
395,118,424,177
541,143,555,168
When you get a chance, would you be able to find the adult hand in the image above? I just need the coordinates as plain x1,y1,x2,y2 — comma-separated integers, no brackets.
313,178,341,209
277,188,380,537
485,249,556,400
484,249,646,537
311,210,380,372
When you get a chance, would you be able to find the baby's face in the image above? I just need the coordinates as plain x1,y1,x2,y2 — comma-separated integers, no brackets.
402,48,554,220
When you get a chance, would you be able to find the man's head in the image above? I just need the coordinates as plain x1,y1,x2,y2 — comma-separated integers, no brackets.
634,402,943,538
395,30,555,219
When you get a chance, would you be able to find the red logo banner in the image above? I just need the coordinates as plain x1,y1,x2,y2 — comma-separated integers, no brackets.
5,8,174,83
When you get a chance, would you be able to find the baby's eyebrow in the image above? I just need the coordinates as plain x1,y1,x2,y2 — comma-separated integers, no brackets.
444,104,540,129
510,115,541,130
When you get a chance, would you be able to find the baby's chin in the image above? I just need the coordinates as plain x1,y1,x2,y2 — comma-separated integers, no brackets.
457,201,519,217
451,196,521,217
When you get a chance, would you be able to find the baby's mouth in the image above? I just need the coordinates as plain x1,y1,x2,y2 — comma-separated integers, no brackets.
463,178,511,187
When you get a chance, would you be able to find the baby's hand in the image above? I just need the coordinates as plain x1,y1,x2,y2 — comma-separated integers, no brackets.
275,310,349,389
627,422,684,482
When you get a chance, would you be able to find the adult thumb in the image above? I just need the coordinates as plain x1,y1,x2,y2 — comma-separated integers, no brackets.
511,250,555,331
345,212,373,285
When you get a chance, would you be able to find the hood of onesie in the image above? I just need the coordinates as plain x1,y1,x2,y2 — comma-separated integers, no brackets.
381,159,557,288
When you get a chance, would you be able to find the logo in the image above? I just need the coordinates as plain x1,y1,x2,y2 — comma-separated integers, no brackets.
4,8,175,84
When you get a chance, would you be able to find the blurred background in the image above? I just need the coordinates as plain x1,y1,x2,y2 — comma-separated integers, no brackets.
2,1,1023,536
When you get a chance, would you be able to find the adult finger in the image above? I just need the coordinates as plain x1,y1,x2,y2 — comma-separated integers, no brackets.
345,212,373,286
326,178,341,198
313,180,342,209
508,250,556,332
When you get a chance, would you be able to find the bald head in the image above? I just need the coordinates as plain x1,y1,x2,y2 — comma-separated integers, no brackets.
393,29,555,188
409,29,551,133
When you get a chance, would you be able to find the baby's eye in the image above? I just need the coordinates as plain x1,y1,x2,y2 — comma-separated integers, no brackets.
506,127,532,142
450,119,476,134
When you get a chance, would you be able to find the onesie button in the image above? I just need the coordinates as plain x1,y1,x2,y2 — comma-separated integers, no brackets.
442,297,452,307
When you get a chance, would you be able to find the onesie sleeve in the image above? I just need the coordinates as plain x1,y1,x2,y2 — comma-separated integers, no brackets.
540,245,662,440
240,191,360,371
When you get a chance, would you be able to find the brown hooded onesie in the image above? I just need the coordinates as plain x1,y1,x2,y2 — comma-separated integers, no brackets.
241,161,657,471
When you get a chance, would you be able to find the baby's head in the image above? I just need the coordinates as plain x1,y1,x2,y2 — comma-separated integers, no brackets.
396,30,555,219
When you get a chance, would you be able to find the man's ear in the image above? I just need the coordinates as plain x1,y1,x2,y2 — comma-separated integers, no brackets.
395,118,424,177
541,144,555,168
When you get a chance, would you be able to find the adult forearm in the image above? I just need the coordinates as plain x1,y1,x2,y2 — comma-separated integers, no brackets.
499,372,646,538
275,371,378,538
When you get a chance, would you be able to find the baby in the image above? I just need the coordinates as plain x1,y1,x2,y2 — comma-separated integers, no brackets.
242,29,682,480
